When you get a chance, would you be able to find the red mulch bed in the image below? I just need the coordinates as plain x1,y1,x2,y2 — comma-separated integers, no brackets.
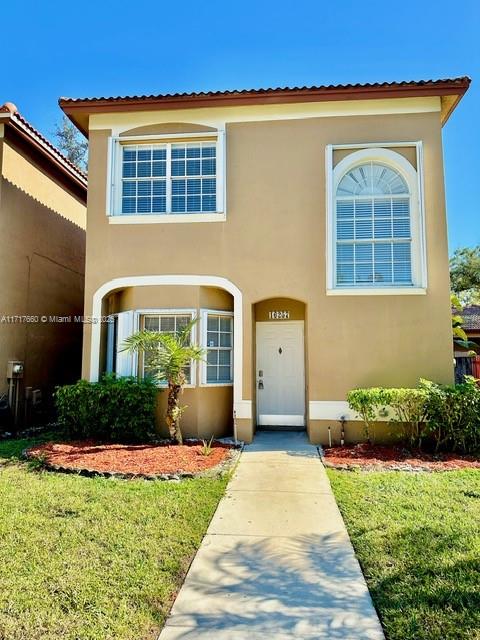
27,441,232,475
323,443,480,471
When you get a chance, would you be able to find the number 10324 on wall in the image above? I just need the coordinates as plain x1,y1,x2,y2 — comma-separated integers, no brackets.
268,311,290,320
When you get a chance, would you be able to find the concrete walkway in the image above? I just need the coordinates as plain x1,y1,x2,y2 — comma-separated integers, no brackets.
159,432,385,639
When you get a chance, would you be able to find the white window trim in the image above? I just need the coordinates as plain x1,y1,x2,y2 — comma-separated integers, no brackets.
326,287,427,296
109,213,226,224
106,313,117,373
325,143,427,295
200,309,234,387
136,308,197,388
107,131,226,222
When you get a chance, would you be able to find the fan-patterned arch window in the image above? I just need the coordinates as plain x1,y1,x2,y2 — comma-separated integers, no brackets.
335,162,412,287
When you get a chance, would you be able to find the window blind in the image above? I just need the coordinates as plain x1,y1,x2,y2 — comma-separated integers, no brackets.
142,314,193,383
205,314,233,384
335,162,412,287
121,141,216,215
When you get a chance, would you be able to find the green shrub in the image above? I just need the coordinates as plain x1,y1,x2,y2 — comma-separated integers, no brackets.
347,387,393,442
420,377,480,454
389,387,429,448
348,380,480,454
55,374,158,443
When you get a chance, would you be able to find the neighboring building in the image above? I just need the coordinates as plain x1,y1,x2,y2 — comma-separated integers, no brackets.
60,77,469,444
0,102,87,425
459,305,480,347
454,304,480,382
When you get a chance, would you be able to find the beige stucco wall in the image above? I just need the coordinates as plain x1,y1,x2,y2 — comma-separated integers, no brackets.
82,107,453,441
110,285,233,315
308,419,404,446
254,298,306,322
1,140,86,229
0,138,86,404
154,387,233,440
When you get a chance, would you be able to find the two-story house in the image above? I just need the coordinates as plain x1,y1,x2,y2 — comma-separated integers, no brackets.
60,77,470,443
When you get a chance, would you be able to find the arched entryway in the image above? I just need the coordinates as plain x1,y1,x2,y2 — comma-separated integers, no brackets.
253,298,306,430
89,275,250,439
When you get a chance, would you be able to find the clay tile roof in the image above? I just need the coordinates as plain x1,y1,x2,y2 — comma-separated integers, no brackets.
59,76,471,137
0,102,87,190
461,305,480,331
59,76,471,106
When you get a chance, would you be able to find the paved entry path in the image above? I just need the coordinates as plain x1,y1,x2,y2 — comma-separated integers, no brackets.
159,432,385,639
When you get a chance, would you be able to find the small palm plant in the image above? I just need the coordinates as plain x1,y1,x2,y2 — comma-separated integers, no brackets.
123,319,204,444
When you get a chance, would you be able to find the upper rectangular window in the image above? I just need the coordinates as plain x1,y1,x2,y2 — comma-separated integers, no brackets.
122,145,167,214
171,143,216,213
110,134,225,220
122,142,216,215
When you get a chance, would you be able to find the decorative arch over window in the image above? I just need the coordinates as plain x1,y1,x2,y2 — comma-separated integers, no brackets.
337,163,409,197
328,147,426,293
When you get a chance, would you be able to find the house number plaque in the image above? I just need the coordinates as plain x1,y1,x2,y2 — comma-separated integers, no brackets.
268,310,290,320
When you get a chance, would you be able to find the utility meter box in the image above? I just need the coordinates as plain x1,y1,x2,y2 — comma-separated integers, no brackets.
7,360,24,378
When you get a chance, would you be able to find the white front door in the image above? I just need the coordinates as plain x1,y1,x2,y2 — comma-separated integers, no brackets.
256,321,305,427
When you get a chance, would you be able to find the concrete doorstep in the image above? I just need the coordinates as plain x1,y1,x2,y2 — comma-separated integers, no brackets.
158,432,385,640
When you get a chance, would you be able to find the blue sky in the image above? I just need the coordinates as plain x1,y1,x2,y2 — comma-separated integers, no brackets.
2,0,478,251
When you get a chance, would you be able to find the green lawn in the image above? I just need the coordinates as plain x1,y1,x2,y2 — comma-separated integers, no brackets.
328,469,480,640
0,437,227,640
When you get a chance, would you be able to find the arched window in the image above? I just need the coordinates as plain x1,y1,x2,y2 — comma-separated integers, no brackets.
334,157,417,288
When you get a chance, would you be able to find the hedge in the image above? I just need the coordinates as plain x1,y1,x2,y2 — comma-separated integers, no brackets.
347,377,480,454
55,374,158,443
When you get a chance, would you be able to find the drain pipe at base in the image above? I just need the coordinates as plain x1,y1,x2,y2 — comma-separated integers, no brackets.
233,410,238,444
340,415,346,446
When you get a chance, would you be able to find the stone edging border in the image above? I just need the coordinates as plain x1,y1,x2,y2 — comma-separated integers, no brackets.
22,438,244,482
316,445,478,473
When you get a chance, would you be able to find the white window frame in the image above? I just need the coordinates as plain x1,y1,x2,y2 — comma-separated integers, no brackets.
200,309,234,387
106,313,118,373
136,308,197,387
107,132,226,224
326,143,427,295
